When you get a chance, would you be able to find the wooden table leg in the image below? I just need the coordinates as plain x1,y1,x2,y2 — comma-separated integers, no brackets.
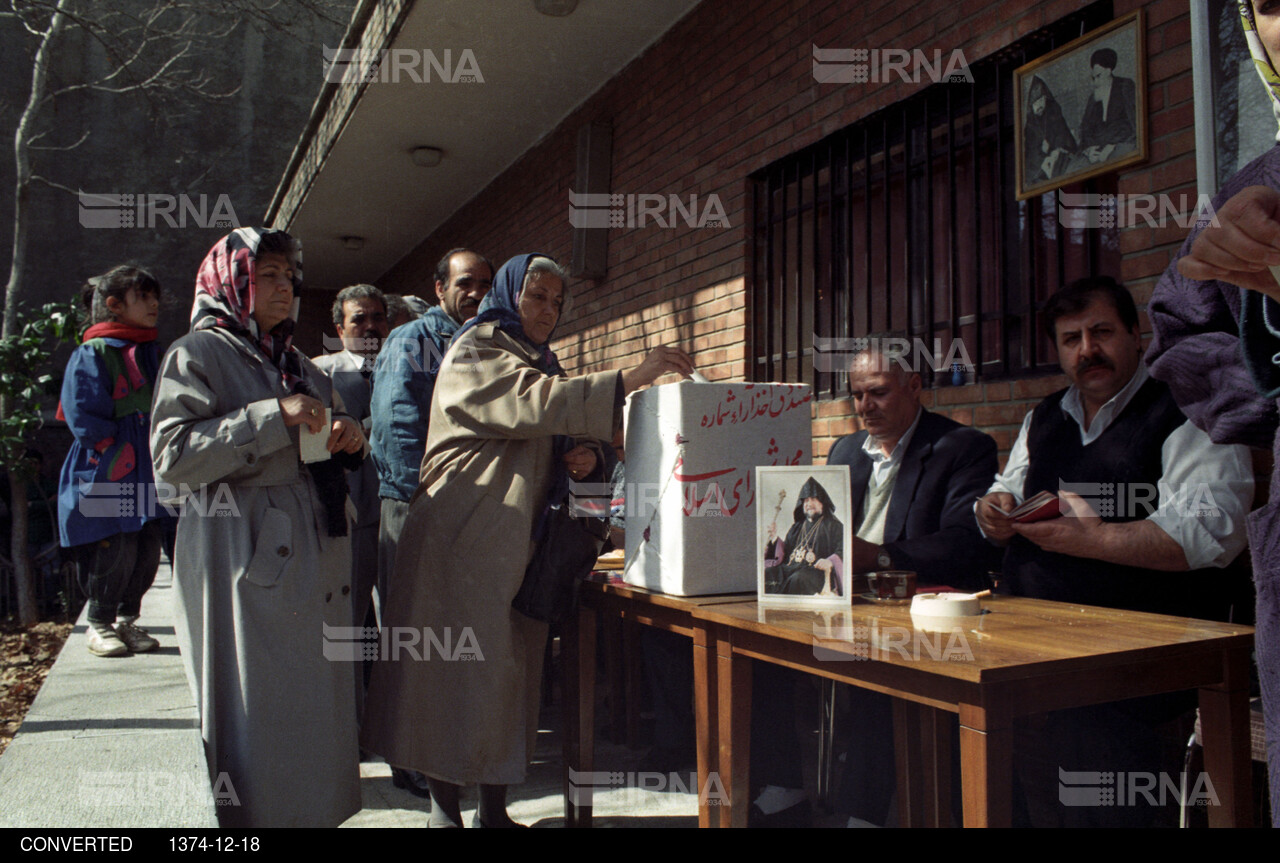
599,611,626,744
958,702,1012,828
1198,645,1254,828
715,626,752,828
893,700,950,827
692,619,719,827
623,618,643,747
563,602,597,827
894,698,923,827
921,703,952,827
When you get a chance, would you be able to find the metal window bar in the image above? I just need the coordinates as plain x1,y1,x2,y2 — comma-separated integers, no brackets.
745,0,1118,396
971,62,984,379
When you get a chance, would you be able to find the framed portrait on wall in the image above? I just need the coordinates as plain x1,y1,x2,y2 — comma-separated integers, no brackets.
756,465,853,607
1014,10,1148,200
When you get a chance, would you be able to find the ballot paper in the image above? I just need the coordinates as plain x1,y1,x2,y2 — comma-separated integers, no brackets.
623,381,812,595
299,407,332,463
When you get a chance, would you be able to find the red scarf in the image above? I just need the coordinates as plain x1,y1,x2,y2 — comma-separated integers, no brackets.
83,322,158,343
56,322,157,423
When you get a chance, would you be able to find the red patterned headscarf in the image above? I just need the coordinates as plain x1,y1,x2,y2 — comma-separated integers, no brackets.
190,228,353,538
191,228,304,388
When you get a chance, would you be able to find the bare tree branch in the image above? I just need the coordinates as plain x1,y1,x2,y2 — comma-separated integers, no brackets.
0,10,44,37
28,175,80,196
28,130,89,152
1,0,358,626
5,0,48,37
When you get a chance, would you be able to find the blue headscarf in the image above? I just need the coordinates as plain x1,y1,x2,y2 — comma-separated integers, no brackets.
447,253,600,542
448,252,565,376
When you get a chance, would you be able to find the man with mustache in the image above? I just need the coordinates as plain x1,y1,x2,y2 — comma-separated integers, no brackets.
314,285,391,718
975,276,1252,826
977,277,1251,605
368,247,493,797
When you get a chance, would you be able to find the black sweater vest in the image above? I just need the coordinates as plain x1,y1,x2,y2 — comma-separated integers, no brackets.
1002,377,1210,617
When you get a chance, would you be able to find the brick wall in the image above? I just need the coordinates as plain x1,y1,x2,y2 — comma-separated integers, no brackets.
379,0,1195,470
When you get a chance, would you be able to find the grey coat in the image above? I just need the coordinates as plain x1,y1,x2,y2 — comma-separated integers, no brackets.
360,323,618,785
313,350,380,629
150,326,361,827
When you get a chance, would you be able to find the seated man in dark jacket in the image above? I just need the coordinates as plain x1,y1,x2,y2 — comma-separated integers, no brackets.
751,344,998,826
828,350,999,588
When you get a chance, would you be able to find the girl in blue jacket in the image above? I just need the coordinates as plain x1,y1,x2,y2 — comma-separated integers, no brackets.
57,266,165,657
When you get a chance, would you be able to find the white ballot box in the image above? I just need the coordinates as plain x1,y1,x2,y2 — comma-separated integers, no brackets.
623,381,812,595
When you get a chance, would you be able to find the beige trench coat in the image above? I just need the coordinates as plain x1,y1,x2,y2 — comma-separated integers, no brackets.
361,323,618,785
150,327,361,827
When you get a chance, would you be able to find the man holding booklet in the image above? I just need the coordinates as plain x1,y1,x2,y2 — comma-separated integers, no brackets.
974,276,1253,826
976,276,1252,615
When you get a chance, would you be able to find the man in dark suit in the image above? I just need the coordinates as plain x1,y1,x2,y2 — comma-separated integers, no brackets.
314,285,390,733
314,284,389,643
827,349,998,589
751,345,998,826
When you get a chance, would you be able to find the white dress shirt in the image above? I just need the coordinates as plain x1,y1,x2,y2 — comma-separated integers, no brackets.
861,407,923,490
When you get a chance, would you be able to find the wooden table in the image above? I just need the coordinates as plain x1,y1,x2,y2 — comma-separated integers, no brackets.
563,577,753,827
693,596,1255,827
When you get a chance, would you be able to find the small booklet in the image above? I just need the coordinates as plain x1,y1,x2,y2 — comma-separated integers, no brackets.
299,407,332,464
1006,490,1061,523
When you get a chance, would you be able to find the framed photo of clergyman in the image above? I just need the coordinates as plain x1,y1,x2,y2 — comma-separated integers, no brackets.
757,465,853,607
1014,10,1147,201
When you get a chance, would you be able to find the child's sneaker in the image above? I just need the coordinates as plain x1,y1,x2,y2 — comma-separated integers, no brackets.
115,618,159,653
87,623,128,657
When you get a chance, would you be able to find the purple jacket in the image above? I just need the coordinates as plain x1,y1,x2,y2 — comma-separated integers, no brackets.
1146,143,1280,827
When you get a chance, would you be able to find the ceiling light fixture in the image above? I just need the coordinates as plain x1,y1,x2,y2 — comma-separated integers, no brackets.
534,0,578,17
410,146,443,167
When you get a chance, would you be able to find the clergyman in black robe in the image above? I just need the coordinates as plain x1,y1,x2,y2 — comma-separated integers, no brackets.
763,476,845,596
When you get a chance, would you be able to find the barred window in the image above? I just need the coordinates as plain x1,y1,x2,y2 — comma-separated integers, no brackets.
749,2,1120,397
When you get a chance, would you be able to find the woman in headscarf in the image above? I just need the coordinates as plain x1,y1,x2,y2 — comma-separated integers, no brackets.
360,253,691,827
1022,75,1077,184
150,228,366,827
1146,1,1280,826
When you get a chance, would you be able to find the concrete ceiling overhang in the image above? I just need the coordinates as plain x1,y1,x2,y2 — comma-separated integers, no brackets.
270,0,702,291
